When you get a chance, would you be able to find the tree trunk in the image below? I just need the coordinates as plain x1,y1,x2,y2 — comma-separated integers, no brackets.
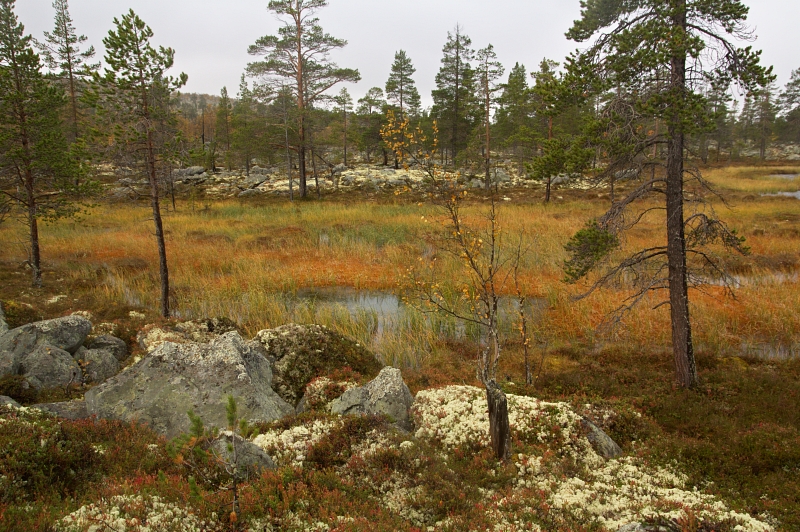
486,381,510,460
343,108,348,167
25,173,42,288
484,79,491,190
296,16,308,199
544,116,553,203
666,0,698,389
145,110,170,317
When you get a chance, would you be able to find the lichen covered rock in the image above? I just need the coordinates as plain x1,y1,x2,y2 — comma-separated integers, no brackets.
255,323,383,406
137,317,239,353
85,331,293,439
330,367,414,431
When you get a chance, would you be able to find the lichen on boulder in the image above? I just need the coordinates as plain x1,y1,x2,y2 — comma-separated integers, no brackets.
255,323,383,406
85,331,293,439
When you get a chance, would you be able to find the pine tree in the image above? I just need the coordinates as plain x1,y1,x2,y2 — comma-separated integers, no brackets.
35,0,98,143
531,59,566,202
475,45,504,189
98,9,187,317
356,87,385,164
247,0,360,199
333,87,353,165
0,0,91,287
564,0,772,389
780,68,800,142
432,25,477,165
385,50,421,118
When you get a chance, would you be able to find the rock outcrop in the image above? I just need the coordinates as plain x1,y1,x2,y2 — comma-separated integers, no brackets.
19,345,82,390
74,346,120,384
255,324,383,407
0,316,91,389
137,318,238,352
33,400,89,420
85,331,293,439
330,367,414,431
0,395,20,408
581,417,623,459
87,335,129,361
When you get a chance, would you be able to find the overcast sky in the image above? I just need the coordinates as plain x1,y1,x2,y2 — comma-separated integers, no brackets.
18,0,800,108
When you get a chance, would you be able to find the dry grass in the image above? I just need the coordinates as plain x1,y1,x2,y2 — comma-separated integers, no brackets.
0,166,799,367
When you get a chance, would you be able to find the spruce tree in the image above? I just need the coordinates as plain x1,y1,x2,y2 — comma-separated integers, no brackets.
0,0,90,287
432,25,477,164
98,9,187,317
385,50,421,118
35,0,97,143
564,0,773,389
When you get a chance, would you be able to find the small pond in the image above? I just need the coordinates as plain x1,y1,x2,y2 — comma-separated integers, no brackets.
292,287,547,341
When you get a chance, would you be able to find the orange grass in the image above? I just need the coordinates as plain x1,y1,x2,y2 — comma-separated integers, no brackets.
0,166,798,365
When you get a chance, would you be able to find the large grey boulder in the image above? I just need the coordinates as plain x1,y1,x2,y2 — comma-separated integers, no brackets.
18,344,82,390
85,331,293,439
0,315,92,355
330,367,414,431
0,316,92,386
87,335,128,361
210,432,275,480
581,417,623,459
74,346,120,383
255,324,383,407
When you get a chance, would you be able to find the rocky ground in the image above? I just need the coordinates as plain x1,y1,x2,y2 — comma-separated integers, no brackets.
99,162,582,201
0,306,778,531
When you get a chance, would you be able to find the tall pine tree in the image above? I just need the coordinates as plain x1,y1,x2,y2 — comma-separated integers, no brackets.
35,0,97,143
0,0,89,287
385,50,420,118
432,25,477,165
247,0,360,199
475,44,504,189
564,0,772,388
98,9,186,317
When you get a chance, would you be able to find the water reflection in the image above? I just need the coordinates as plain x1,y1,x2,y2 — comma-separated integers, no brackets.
292,287,546,341
761,191,800,199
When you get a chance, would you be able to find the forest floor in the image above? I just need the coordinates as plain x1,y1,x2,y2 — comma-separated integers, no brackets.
0,164,799,530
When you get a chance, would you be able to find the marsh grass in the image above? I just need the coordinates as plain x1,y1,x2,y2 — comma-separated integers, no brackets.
1,166,799,366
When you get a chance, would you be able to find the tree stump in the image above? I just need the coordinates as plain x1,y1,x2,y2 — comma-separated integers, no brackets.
486,380,511,460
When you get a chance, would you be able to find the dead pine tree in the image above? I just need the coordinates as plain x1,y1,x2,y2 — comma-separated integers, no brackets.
393,116,525,460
